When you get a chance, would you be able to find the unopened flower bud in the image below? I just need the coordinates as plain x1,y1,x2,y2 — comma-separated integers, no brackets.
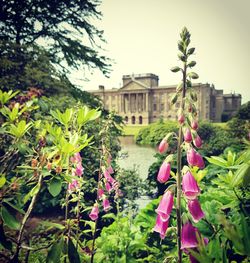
184,128,192,143
178,115,185,124
191,120,198,130
193,135,202,148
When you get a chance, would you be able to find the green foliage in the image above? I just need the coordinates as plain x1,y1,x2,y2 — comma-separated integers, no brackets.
228,101,250,139
116,167,145,211
0,0,110,74
135,120,178,146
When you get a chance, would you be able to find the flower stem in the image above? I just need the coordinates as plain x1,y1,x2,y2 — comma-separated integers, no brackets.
11,172,43,262
176,64,187,263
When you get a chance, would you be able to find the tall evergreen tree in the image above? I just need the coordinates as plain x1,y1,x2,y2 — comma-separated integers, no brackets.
0,0,110,74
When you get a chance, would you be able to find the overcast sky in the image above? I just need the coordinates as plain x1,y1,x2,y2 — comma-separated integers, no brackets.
71,0,250,103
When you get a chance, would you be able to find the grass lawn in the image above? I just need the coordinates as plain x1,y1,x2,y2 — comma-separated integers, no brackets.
122,125,145,136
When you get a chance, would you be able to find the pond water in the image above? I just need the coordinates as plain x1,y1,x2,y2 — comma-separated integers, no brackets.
117,136,157,208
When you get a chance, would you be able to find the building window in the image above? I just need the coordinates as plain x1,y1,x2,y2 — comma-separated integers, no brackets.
131,116,136,124
153,104,157,111
139,116,143,124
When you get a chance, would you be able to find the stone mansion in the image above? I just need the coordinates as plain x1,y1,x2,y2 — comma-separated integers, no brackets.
89,73,241,125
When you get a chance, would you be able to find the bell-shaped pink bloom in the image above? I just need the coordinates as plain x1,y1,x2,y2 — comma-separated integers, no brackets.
195,152,205,169
104,170,115,184
155,191,174,221
181,222,198,249
153,214,169,239
191,120,198,130
187,148,197,166
68,179,79,191
184,128,192,143
107,166,114,174
188,199,205,223
74,163,84,176
103,198,111,212
97,188,104,199
178,114,185,124
158,139,169,154
89,204,99,221
189,254,199,263
193,135,202,148
70,152,82,163
105,182,112,193
157,162,171,183
182,171,200,200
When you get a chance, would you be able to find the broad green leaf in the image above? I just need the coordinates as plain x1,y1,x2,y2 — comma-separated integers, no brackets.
48,178,62,197
0,90,19,105
1,206,20,230
68,238,80,263
232,163,250,187
3,201,25,214
46,237,64,263
30,183,40,197
206,156,228,168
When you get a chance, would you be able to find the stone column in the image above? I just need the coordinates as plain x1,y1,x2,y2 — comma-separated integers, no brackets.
136,93,138,112
146,93,149,111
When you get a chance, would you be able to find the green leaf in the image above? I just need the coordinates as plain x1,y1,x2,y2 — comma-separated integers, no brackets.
46,237,64,263
232,163,250,187
206,156,228,168
30,183,40,197
0,175,6,188
1,206,20,230
68,238,80,263
48,178,62,197
3,201,25,214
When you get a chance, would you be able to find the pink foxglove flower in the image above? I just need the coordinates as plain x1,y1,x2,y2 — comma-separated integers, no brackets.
193,135,202,148
191,120,198,130
105,182,112,193
107,166,114,174
181,222,198,249
158,139,169,154
75,163,84,176
68,179,79,192
184,128,192,143
104,170,115,184
178,114,185,124
97,188,104,199
188,199,205,223
157,162,171,183
103,197,111,212
89,204,99,221
70,152,82,163
195,152,205,169
182,171,200,200
187,148,197,166
153,214,169,239
155,191,174,221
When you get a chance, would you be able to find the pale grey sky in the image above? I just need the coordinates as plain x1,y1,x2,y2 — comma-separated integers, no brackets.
71,0,250,103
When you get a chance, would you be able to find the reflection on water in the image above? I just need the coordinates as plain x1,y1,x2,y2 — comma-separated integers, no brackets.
118,136,156,180
118,136,156,208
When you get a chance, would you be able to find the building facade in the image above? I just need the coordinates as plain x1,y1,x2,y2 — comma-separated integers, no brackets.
89,73,241,125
